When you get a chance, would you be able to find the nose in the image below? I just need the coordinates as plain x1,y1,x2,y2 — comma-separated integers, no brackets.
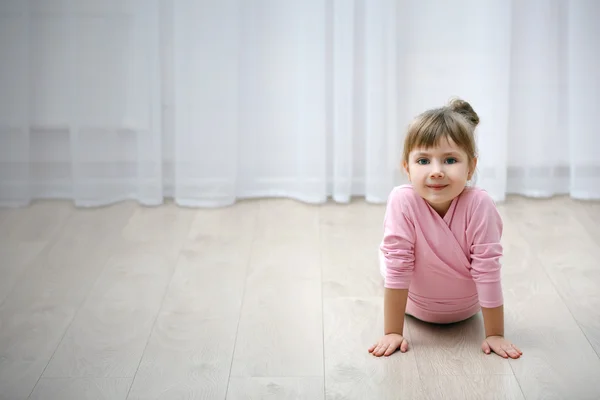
429,161,445,179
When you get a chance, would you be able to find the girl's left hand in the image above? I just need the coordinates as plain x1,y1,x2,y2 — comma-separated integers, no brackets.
482,335,522,359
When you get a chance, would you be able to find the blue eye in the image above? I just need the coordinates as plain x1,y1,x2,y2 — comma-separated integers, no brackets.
417,158,429,165
445,158,458,164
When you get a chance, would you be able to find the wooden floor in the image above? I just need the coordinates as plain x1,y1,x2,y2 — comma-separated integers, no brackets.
0,195,599,400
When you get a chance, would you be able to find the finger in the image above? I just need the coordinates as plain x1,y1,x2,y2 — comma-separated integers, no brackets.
384,344,397,356
512,344,523,355
495,348,509,358
371,344,382,356
400,339,409,353
369,342,382,353
505,346,521,359
379,344,392,357
481,341,491,355
375,344,388,357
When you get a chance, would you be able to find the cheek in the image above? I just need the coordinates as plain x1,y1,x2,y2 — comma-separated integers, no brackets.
450,165,470,179
411,169,429,181
406,164,417,173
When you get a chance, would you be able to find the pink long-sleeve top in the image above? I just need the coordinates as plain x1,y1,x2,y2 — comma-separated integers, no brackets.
379,184,504,324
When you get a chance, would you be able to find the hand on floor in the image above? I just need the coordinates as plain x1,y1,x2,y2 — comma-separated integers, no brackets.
482,335,522,359
369,333,408,357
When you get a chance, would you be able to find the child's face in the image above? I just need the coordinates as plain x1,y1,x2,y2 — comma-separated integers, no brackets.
403,137,476,216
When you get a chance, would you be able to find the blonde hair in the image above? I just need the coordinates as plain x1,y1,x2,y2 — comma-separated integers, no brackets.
402,98,480,165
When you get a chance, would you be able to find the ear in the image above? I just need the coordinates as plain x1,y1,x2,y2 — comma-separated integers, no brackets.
468,157,478,180
402,160,411,181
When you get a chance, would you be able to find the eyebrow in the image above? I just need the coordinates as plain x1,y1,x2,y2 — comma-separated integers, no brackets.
413,151,461,157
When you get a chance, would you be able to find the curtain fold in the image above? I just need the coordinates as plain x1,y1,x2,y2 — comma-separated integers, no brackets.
567,0,600,199
0,0,30,206
1,0,599,208
172,0,240,207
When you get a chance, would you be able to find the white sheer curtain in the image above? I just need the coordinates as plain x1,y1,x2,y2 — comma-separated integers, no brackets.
1,0,598,208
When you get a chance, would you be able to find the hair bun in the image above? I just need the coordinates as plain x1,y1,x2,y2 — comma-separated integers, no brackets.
448,98,479,127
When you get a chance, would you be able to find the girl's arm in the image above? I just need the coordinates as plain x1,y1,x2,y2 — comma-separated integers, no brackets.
467,193,504,311
380,192,414,337
370,188,415,356
481,304,522,358
384,288,409,336
467,192,522,358
380,188,416,291
481,304,504,337
369,287,410,356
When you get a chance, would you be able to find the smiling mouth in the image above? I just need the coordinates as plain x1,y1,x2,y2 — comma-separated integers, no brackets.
427,184,448,190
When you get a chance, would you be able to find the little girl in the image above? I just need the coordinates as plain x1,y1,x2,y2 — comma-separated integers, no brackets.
369,98,522,359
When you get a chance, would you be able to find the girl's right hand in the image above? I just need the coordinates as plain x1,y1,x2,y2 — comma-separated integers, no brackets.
368,333,409,357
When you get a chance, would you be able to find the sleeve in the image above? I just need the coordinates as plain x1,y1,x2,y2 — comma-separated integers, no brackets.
379,189,416,290
467,192,504,308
